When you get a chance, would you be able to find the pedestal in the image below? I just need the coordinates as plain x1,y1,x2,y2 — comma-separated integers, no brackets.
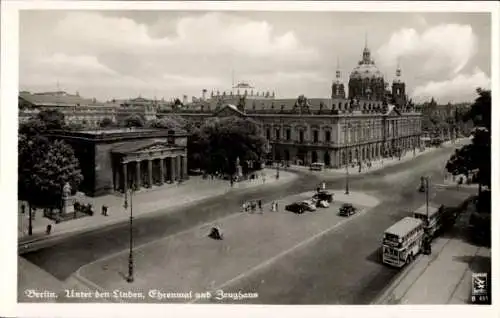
62,197,75,215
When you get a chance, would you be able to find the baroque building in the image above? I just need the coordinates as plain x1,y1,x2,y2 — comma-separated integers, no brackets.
160,44,423,169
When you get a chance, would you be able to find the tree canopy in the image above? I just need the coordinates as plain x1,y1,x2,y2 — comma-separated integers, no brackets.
121,113,145,127
187,116,266,175
19,111,84,209
445,89,490,188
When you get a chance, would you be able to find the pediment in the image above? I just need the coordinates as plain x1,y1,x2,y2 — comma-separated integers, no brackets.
135,142,172,153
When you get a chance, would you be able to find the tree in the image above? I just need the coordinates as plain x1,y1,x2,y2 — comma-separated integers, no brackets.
147,115,187,130
445,89,491,189
36,109,66,130
122,114,145,128
99,117,114,128
19,138,83,210
187,116,266,175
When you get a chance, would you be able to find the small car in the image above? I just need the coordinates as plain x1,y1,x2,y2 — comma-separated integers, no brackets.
301,200,317,211
339,203,357,216
313,191,334,203
285,202,307,214
316,200,330,208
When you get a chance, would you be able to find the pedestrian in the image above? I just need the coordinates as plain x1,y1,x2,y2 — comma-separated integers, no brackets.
102,205,108,216
321,182,326,190
21,204,25,214
46,224,52,235
275,201,278,211
258,200,262,213
242,202,247,212
270,201,275,212
251,201,256,213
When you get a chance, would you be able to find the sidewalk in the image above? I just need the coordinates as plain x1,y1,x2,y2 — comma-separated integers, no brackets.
18,168,298,245
288,147,434,178
287,138,468,178
375,199,491,304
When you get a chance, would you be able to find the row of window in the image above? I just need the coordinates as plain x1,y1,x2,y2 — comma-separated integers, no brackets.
265,128,332,143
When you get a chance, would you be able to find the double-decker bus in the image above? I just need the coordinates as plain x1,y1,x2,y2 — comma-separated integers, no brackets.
382,217,425,268
412,203,444,238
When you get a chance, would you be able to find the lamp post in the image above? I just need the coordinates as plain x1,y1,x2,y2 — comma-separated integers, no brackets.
424,176,430,220
123,185,136,283
344,111,351,195
28,204,33,236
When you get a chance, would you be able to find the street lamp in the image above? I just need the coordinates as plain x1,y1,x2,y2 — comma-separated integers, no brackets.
344,111,351,195
123,184,136,283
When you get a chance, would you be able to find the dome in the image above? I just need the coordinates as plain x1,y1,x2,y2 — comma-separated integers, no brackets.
350,63,383,80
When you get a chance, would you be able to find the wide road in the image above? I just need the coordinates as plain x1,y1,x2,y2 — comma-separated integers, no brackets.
21,144,462,296
205,144,471,304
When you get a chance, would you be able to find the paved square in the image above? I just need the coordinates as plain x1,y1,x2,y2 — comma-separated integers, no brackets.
77,192,377,302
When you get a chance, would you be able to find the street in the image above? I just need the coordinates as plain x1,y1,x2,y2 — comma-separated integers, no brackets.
20,143,468,304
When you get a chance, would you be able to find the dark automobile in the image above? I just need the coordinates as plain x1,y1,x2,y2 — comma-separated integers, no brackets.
339,203,357,216
285,202,307,214
313,190,334,203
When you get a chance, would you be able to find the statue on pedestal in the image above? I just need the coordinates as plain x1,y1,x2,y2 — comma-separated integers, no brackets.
61,182,75,215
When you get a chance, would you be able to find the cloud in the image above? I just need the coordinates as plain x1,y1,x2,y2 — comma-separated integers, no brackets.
411,68,490,103
52,12,317,61
376,24,478,77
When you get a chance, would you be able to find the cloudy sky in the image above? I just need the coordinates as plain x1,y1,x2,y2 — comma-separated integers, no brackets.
19,10,491,103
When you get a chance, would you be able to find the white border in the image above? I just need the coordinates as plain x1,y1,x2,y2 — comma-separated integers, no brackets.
1,1,499,318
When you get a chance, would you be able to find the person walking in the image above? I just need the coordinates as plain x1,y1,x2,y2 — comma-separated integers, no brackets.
242,202,247,213
46,224,52,235
258,200,263,214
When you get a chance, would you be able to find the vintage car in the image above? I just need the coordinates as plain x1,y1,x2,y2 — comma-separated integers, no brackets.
285,202,307,214
313,190,334,203
301,200,317,211
339,203,357,216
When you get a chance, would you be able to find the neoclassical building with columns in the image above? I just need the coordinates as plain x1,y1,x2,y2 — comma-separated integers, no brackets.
159,43,423,168
48,128,188,197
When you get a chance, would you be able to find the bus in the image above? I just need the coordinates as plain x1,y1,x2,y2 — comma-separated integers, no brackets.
382,217,425,268
412,203,444,238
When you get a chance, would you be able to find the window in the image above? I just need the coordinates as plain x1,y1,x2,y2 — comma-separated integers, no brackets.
275,128,280,140
266,128,271,140
313,130,319,143
299,131,304,143
325,131,331,142
286,129,291,140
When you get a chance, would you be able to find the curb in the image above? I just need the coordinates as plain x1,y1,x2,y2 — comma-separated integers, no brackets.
372,237,453,304
18,173,300,250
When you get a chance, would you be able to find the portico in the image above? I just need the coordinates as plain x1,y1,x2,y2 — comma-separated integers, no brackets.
112,141,188,192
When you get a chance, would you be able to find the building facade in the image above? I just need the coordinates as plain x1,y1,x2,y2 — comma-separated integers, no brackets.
159,44,423,168
19,92,165,126
48,128,188,197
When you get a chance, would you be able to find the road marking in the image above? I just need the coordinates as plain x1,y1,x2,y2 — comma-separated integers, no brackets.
189,205,376,304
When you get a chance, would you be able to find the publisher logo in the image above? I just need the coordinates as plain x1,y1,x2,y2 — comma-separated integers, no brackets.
472,273,487,296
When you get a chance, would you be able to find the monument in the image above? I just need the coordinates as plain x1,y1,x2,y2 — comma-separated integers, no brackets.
61,182,75,215
235,156,243,179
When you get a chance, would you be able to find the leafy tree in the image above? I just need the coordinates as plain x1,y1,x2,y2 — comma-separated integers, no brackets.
187,116,266,175
19,138,83,210
445,89,491,189
147,115,187,130
36,109,66,130
121,114,145,127
99,117,114,128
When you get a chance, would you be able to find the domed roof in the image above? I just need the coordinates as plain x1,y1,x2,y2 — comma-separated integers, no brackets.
350,62,383,80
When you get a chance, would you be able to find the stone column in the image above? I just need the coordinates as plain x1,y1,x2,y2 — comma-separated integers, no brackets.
148,159,153,187
136,160,141,188
122,163,128,192
176,156,182,180
170,157,176,182
182,156,188,180
159,158,165,184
